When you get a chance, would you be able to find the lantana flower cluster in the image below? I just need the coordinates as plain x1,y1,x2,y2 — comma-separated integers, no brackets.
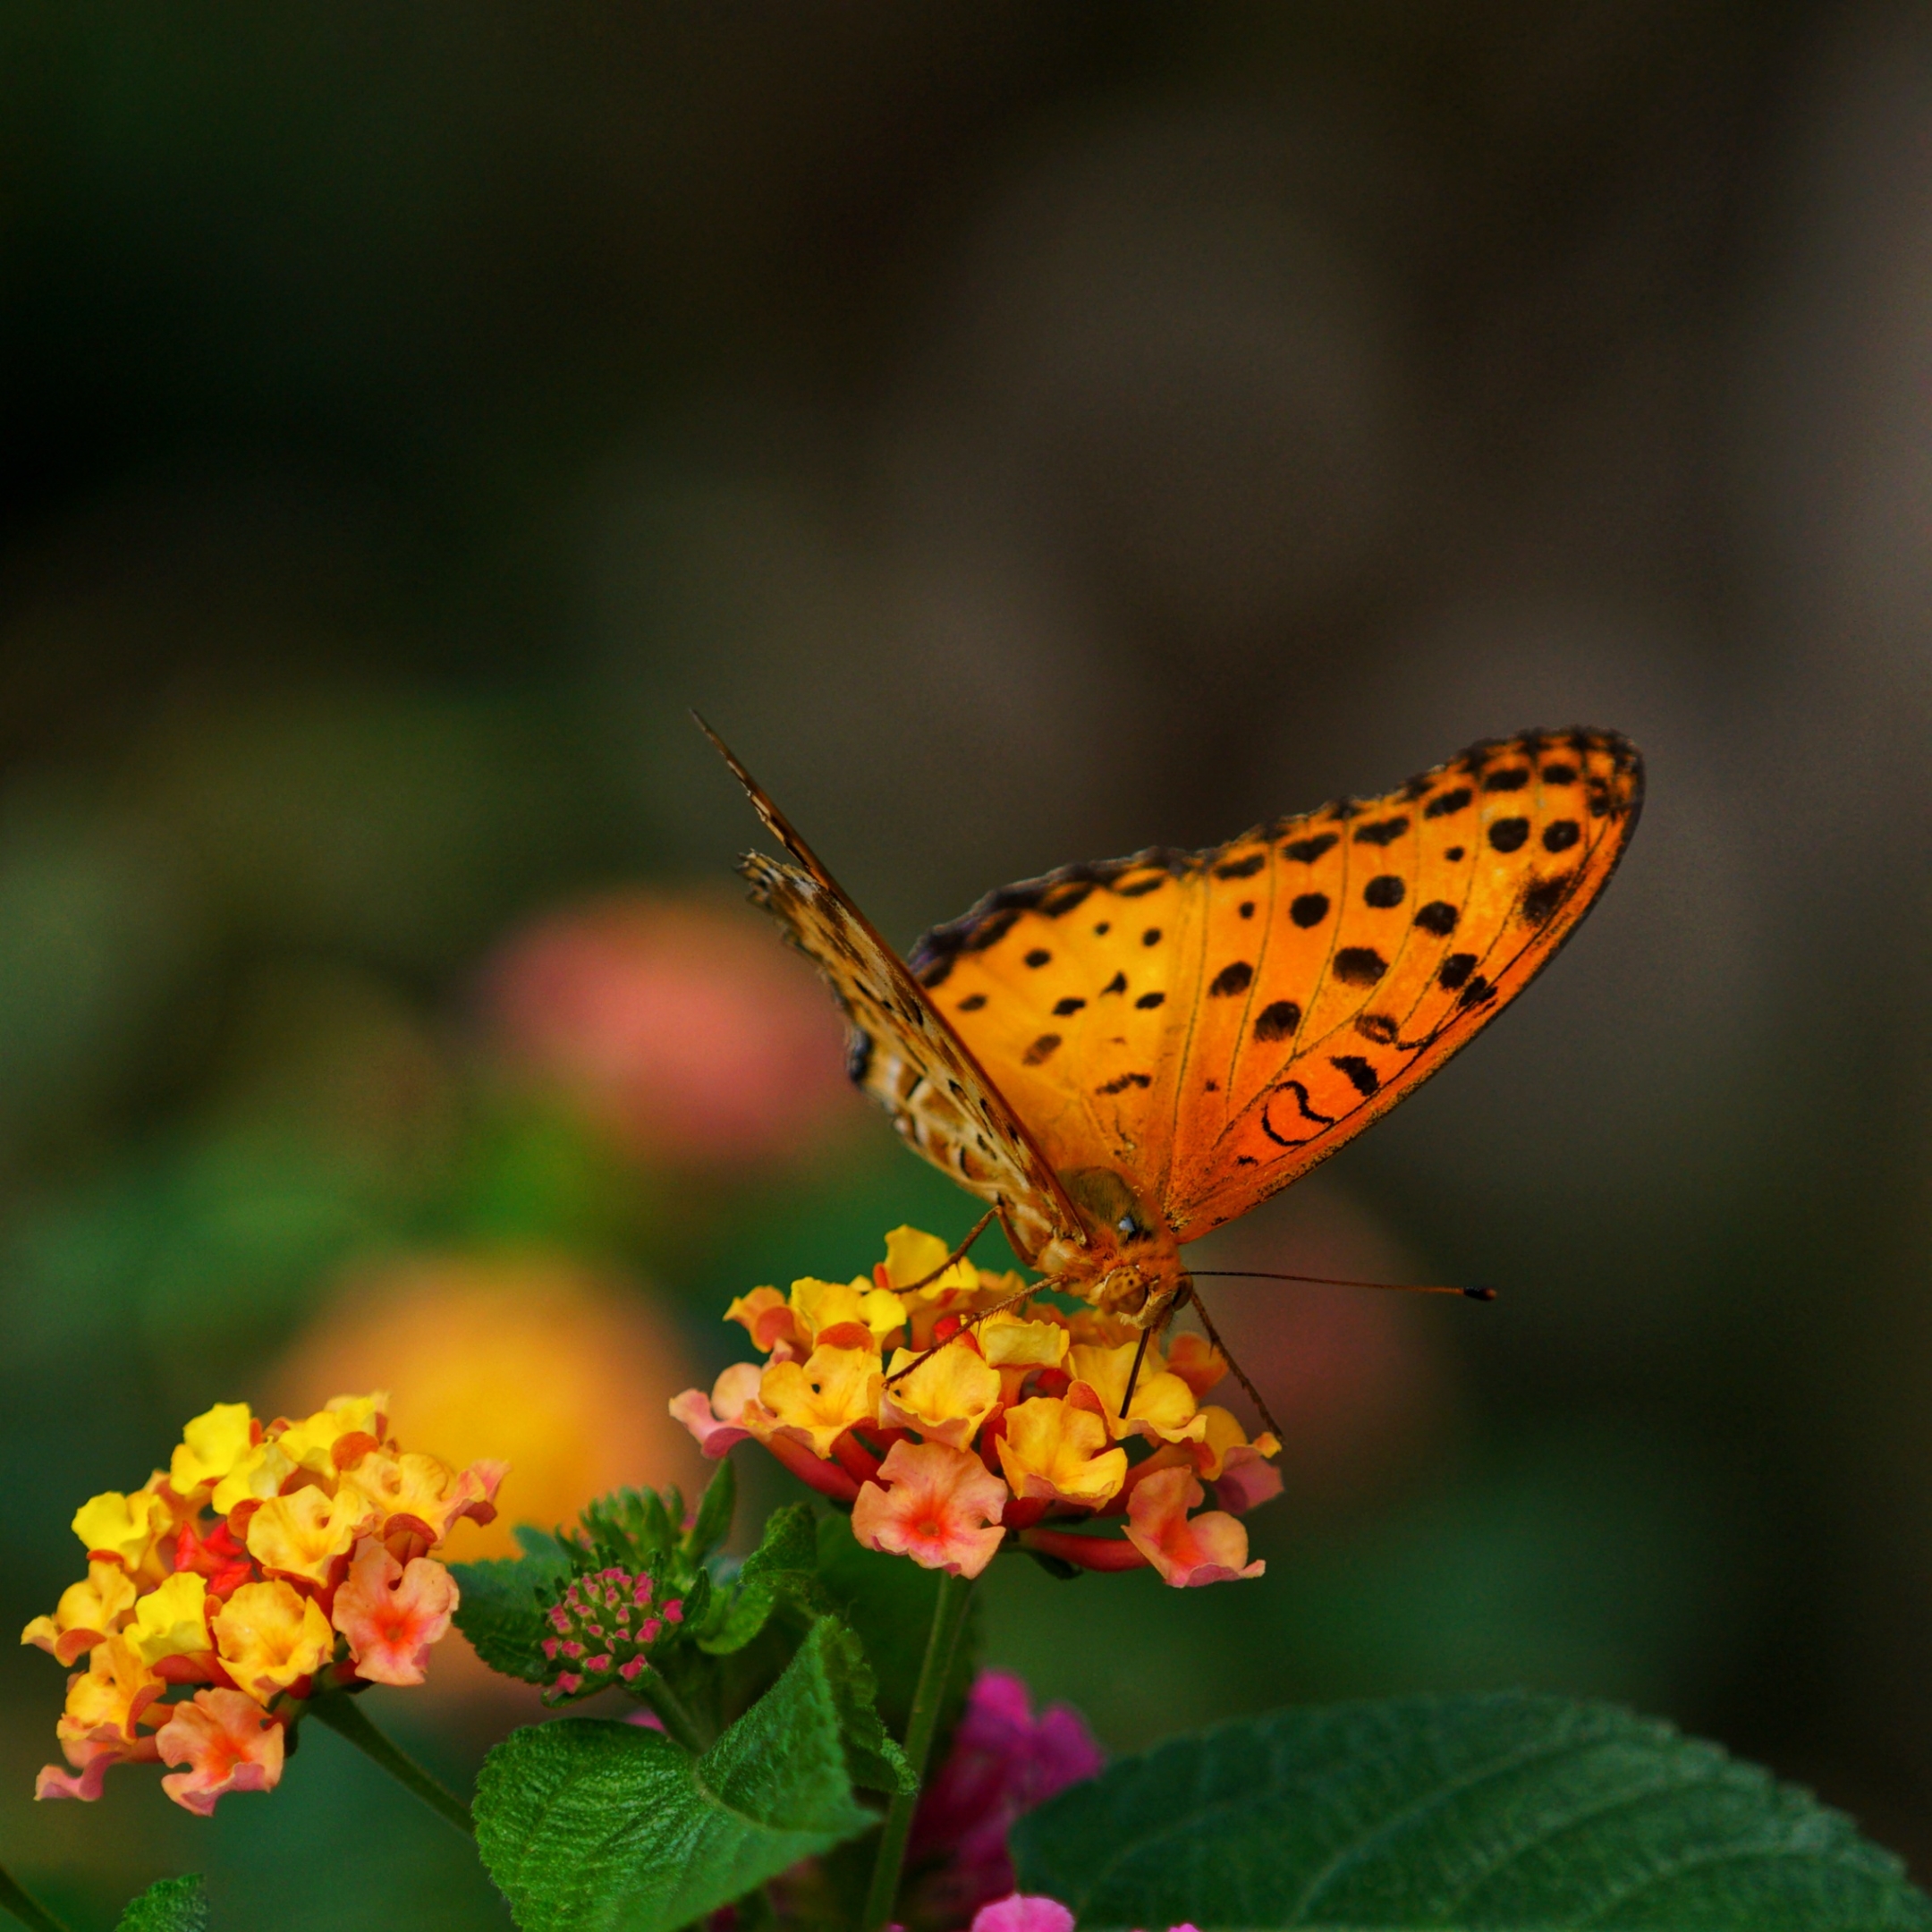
23,1393,504,1815
672,1227,1282,1585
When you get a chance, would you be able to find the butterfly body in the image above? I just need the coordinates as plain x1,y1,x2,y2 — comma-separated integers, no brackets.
707,721,1641,1322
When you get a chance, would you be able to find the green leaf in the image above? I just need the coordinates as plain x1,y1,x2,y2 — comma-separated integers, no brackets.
1012,1691,1932,1930
474,1618,880,1932
701,1502,824,1657
114,1874,209,1932
684,1455,737,1562
450,1524,572,1683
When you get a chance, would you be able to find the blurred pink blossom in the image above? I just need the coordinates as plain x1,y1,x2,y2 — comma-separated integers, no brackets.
479,891,858,1167
906,1671,1103,1927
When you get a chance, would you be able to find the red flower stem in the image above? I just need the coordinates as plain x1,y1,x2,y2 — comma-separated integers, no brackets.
305,1689,475,1838
859,1568,975,1932
1018,1528,1150,1572
0,1863,70,1932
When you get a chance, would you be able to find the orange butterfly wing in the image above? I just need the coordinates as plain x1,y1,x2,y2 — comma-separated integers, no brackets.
909,729,1642,1241
699,721,1083,1264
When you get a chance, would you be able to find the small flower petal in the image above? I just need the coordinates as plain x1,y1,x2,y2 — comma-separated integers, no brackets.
211,1580,334,1704
155,1688,286,1815
1123,1465,1265,1587
970,1896,1076,1932
852,1440,1006,1579
247,1483,379,1587
670,1360,766,1456
995,1397,1127,1509
332,1538,459,1686
125,1572,213,1668
759,1344,884,1458
881,1342,1003,1450
21,1562,139,1665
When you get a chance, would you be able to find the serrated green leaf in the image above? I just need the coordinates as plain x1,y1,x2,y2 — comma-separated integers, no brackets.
1012,1690,1932,1930
818,1617,917,1797
450,1524,572,1682
114,1874,208,1932
702,1502,824,1656
474,1617,879,1932
684,1455,737,1562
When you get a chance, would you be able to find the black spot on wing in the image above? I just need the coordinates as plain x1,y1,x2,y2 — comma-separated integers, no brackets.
1331,1054,1379,1097
1354,816,1410,846
1114,875,1165,899
1024,947,1051,968
1457,975,1496,1009
1445,845,1466,862
1364,875,1405,908
1101,972,1127,996
1424,786,1472,819
1214,852,1266,879
1208,962,1253,997
1022,1033,1062,1065
1438,952,1478,989
1521,872,1577,925
1488,818,1530,852
1239,901,1255,919
1142,928,1162,946
1135,991,1165,1010
1539,763,1577,784
1482,767,1530,792
1053,996,1086,1016
1097,1071,1152,1094
1355,1013,1398,1045
918,955,954,989
1284,833,1338,864
1543,819,1580,852
1253,1000,1300,1043
958,993,987,1012
1414,901,1458,936
1334,947,1386,987
1291,893,1329,928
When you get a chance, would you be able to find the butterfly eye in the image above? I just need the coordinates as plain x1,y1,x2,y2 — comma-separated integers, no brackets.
1115,1210,1147,1241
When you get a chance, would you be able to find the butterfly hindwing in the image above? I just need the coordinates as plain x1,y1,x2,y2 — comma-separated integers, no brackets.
702,721,1081,1263
909,728,1642,1240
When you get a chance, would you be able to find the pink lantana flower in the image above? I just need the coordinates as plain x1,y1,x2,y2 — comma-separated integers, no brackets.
330,1537,460,1686
1123,1466,1264,1587
970,1900,1200,1932
34,1730,161,1803
970,1898,1075,1932
668,1362,767,1457
852,1441,1006,1579
154,1689,286,1816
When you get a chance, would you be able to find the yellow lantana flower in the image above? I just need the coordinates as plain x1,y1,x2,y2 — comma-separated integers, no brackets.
880,1343,1003,1450
125,1573,212,1667
21,1562,138,1665
274,1392,388,1477
72,1489,172,1573
246,1484,379,1587
1067,1343,1207,1445
996,1397,1128,1508
787,1275,905,1349
212,1580,333,1704
168,1402,256,1499
759,1344,883,1457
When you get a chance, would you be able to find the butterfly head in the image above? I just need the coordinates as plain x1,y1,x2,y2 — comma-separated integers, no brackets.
1042,1166,1190,1323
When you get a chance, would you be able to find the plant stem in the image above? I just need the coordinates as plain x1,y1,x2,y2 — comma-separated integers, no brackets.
859,1570,974,1932
637,1666,709,1755
0,1865,70,1932
306,1690,475,1838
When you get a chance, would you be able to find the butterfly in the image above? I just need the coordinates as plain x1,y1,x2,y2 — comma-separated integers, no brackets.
703,719,1641,1360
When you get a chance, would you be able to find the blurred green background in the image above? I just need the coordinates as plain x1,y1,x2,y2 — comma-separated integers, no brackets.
8,4,1932,1923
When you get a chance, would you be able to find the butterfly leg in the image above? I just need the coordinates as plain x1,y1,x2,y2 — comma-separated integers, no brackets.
881,1280,1038,1389
892,1206,1001,1295
1178,1282,1284,1443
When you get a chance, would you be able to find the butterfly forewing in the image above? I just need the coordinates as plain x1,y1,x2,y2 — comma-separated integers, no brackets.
1171,729,1642,1234
700,720,1082,1264
907,728,1641,1242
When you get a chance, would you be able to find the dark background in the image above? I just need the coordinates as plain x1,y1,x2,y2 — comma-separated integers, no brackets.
8,5,1932,1924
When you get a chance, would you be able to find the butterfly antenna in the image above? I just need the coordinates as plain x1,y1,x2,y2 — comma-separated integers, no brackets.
1182,1284,1285,1443
1190,1269,1496,1301
893,1207,1000,1296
